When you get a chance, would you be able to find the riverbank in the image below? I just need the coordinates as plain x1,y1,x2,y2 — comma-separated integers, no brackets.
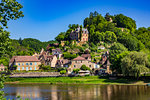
5,76,150,85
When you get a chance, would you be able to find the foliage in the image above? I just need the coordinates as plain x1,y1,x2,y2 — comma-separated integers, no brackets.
73,69,80,74
55,32,65,43
110,43,128,73
104,31,117,43
80,65,90,71
118,34,145,51
121,51,150,78
60,70,66,74
0,74,5,100
0,0,24,28
39,64,51,71
135,27,150,49
0,29,12,59
114,14,136,31
63,52,77,60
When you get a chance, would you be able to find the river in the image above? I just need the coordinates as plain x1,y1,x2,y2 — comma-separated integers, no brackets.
4,84,150,100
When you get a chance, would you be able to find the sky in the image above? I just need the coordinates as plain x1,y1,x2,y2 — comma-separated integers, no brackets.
7,0,150,42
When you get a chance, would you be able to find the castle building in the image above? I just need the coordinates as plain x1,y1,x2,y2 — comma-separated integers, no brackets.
70,27,88,42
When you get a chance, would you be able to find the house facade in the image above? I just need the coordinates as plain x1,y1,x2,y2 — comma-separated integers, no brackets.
52,48,62,59
40,55,57,67
70,27,88,42
68,56,95,73
0,64,6,71
9,56,41,71
56,59,71,68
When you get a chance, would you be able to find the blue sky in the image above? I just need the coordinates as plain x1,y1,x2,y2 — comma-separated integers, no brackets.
7,0,150,41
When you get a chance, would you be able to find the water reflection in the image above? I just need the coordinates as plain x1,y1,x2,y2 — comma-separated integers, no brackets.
4,84,150,100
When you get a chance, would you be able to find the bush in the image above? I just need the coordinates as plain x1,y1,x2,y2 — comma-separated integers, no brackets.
60,70,66,74
39,64,51,71
80,65,90,71
63,52,77,60
73,69,80,74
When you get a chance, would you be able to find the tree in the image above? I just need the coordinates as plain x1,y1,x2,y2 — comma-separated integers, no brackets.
55,32,65,43
0,0,24,60
121,51,150,79
80,65,90,71
104,31,117,43
114,14,136,31
118,34,145,51
73,69,80,74
39,64,51,71
0,74,5,100
0,0,24,28
110,43,128,72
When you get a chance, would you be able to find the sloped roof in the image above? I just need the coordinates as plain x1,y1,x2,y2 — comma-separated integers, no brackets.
52,48,62,53
57,59,70,65
72,56,87,61
81,54,91,58
10,56,40,62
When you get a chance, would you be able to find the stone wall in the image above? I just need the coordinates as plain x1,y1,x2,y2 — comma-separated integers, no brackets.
10,72,60,78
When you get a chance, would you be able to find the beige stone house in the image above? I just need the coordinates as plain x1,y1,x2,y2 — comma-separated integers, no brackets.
39,55,57,68
70,27,88,42
68,56,96,73
0,64,7,71
9,56,41,71
56,59,71,68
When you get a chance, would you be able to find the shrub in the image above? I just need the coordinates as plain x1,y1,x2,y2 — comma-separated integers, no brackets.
60,70,66,74
80,65,90,71
73,69,80,74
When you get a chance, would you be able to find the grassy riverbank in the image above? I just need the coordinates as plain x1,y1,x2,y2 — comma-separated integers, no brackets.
5,76,150,85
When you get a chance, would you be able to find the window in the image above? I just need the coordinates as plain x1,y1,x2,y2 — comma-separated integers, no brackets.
18,67,20,70
26,67,28,71
30,63,32,65
22,63,24,65
75,61,77,63
18,63,20,66
30,67,32,70
34,67,36,70
35,62,37,65
74,65,76,68
81,61,82,63
22,67,24,70
89,65,91,68
26,63,28,65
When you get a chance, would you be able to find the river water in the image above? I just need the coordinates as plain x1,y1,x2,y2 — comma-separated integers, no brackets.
4,84,150,100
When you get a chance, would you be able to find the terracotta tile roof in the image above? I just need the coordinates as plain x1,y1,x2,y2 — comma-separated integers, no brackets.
81,54,91,58
10,56,40,62
72,56,86,61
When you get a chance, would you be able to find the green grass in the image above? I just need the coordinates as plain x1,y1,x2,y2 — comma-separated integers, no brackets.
5,76,148,85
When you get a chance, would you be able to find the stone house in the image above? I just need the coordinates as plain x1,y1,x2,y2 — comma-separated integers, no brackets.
39,55,57,68
52,48,62,59
99,51,111,75
70,27,88,42
68,56,96,73
56,59,71,68
0,64,7,71
9,56,41,71
99,60,111,75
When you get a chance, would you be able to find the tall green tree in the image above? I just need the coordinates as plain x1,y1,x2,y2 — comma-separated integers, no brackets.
114,14,136,31
121,51,150,78
0,0,24,99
